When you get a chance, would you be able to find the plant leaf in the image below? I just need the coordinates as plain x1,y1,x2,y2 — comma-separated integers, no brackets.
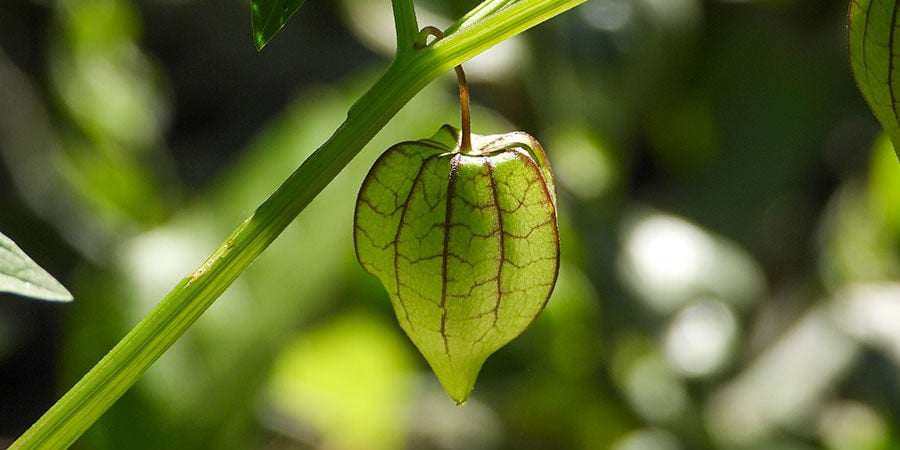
849,0,900,153
354,125,559,403
251,0,306,50
0,231,73,302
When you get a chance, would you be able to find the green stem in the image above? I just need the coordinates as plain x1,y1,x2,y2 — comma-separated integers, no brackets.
454,64,472,152
10,0,585,448
392,0,419,54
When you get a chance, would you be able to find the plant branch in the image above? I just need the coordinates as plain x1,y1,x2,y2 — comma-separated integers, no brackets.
10,0,586,448
392,0,419,54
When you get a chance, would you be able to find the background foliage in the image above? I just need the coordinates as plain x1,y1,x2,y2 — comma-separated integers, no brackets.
0,0,893,449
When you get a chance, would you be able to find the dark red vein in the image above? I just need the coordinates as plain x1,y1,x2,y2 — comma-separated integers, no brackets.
486,159,505,328
440,154,461,357
393,154,443,328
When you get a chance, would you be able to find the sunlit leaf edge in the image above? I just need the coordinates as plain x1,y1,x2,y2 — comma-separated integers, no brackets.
0,231,73,302
251,0,307,50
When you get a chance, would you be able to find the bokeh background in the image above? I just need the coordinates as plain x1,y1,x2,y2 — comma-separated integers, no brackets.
0,0,894,448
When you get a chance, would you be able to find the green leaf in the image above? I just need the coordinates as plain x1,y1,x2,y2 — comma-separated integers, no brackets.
354,125,559,403
849,0,900,153
251,0,306,50
0,231,73,302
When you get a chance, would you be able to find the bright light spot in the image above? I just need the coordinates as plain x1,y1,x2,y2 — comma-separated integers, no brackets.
465,37,525,81
123,229,202,294
704,307,859,447
831,283,900,364
612,428,683,450
580,0,634,32
619,211,765,314
620,213,714,313
339,0,404,56
664,299,737,377
630,215,711,288
120,221,216,314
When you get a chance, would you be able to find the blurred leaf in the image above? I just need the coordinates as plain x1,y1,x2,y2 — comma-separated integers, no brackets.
251,0,306,50
819,182,900,287
0,231,72,302
43,0,173,243
265,311,415,450
868,133,900,232
849,0,900,154
52,0,168,150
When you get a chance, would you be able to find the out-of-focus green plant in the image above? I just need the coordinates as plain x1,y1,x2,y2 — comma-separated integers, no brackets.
8,0,584,448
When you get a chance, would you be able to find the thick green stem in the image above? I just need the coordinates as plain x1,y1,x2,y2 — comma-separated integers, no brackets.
10,0,585,448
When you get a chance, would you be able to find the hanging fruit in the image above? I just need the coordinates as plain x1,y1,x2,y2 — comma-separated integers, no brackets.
353,27,560,404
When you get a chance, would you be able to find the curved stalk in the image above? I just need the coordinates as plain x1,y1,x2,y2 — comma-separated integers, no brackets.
456,65,472,151
10,0,585,448
417,25,472,151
